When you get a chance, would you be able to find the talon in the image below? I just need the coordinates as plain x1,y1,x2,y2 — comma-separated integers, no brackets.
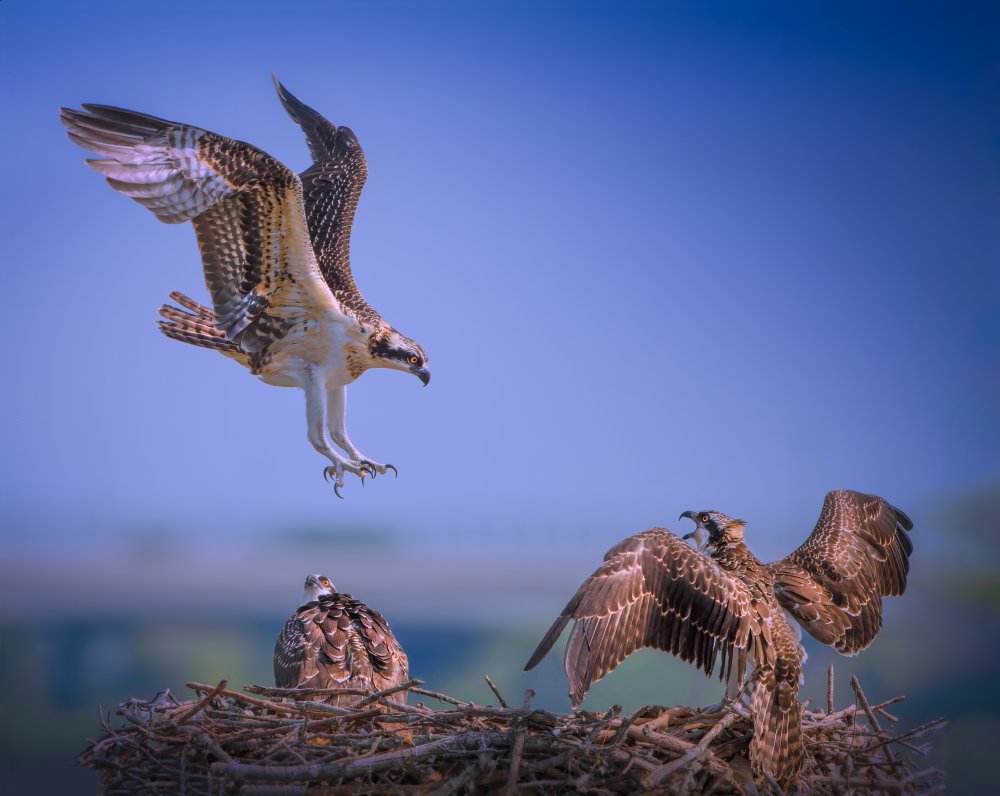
385,464,398,478
334,482,344,499
323,468,333,484
361,462,377,478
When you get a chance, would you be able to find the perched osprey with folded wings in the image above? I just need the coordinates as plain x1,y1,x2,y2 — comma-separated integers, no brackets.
60,80,429,496
524,489,914,789
274,574,409,706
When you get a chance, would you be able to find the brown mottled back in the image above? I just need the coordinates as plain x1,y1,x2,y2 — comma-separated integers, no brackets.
273,592,409,707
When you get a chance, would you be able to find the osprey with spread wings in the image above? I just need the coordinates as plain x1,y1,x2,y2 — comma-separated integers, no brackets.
61,80,429,496
525,489,914,789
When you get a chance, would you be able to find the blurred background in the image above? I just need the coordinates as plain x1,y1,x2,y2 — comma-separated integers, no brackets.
1,1,997,792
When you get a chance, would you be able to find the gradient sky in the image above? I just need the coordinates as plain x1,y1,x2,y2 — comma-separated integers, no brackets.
1,1,997,598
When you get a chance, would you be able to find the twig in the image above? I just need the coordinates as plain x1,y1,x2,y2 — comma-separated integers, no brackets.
186,682,299,716
851,675,896,763
504,690,534,796
195,732,235,766
872,695,907,712
484,675,509,708
357,677,421,706
611,705,658,745
410,686,469,707
586,705,621,742
828,664,835,714
173,679,228,727
862,718,949,754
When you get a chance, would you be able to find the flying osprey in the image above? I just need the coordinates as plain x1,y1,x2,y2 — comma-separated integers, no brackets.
524,489,914,788
274,574,409,705
60,80,429,496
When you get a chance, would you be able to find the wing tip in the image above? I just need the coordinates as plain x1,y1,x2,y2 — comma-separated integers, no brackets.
523,641,551,672
272,73,291,106
893,504,914,532
273,75,308,118
524,614,571,672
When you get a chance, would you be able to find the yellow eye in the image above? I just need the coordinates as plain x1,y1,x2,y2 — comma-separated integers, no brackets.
409,356,419,365
321,579,330,587
700,515,710,524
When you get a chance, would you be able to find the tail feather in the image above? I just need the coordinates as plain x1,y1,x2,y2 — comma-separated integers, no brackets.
749,667,805,790
158,292,248,366
167,290,215,318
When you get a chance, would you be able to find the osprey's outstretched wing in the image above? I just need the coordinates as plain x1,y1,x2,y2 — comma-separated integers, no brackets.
524,529,775,707
60,104,344,354
274,594,409,705
273,79,381,326
770,489,914,654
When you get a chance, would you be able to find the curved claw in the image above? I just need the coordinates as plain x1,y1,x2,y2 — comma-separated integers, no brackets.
359,461,378,479
385,464,398,478
323,468,332,484
333,482,344,499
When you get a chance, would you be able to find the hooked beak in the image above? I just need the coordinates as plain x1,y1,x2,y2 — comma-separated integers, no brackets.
678,510,696,540
411,366,431,386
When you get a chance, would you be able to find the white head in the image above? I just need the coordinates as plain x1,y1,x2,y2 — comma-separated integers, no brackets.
303,573,335,602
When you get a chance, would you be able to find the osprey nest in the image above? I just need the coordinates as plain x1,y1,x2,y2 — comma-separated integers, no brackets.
81,669,944,795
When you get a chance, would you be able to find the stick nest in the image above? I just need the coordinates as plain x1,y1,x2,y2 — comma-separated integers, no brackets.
80,670,945,795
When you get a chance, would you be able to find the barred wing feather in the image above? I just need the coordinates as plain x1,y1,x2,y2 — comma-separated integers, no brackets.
60,104,345,352
770,489,914,654
525,529,774,707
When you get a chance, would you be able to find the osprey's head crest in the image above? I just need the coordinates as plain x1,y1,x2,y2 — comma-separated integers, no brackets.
304,573,336,602
679,510,746,552
369,329,430,385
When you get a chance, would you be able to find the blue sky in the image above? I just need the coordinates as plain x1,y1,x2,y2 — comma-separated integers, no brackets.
1,1,997,588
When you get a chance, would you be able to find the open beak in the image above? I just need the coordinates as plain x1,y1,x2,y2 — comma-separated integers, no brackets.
412,366,431,386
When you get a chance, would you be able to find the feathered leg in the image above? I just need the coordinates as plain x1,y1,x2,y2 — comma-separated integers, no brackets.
327,386,396,478
303,369,373,497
